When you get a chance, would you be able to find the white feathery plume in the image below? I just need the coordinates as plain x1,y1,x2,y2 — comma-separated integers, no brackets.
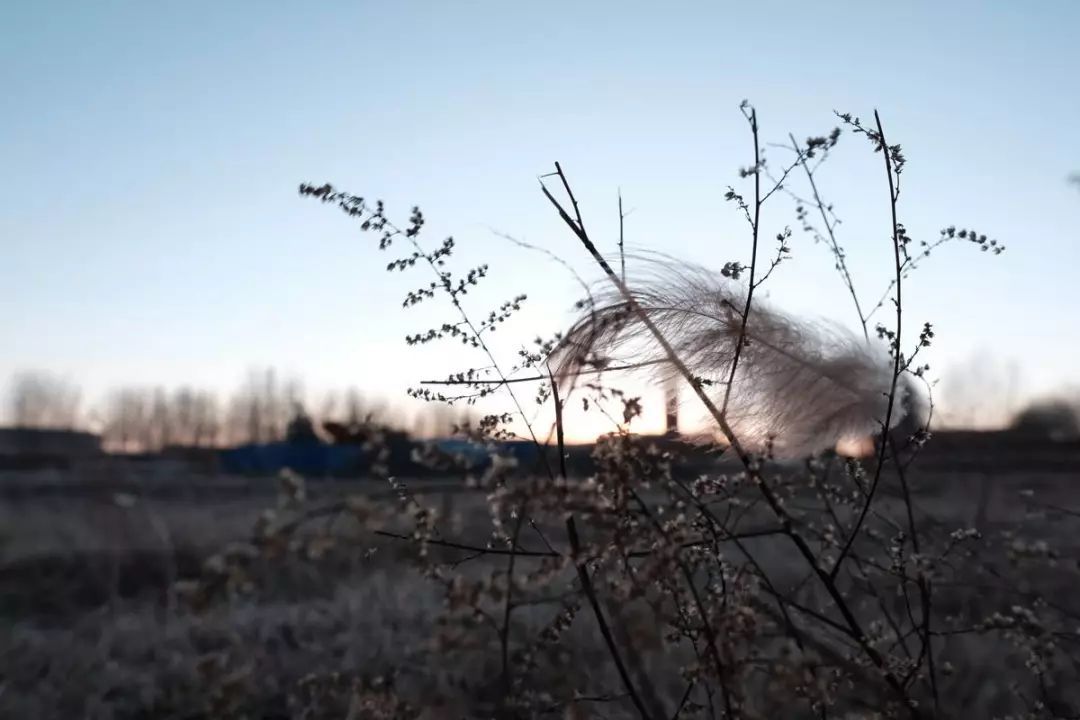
551,255,910,458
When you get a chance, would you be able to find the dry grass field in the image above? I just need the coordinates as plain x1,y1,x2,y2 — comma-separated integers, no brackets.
1,445,1077,719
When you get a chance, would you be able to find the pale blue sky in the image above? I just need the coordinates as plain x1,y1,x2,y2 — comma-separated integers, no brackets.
2,1,1079,432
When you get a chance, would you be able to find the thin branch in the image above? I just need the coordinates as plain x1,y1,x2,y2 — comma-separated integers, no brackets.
619,189,627,283
788,132,869,340
490,227,593,299
720,107,761,419
500,507,526,695
671,682,696,720
629,488,735,717
552,372,657,720
420,359,669,386
372,530,555,557
830,109,904,578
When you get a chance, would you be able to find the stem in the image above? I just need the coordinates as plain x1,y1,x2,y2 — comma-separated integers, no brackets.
551,374,657,720
830,109,904,578
789,132,869,341
619,189,627,283
721,108,760,418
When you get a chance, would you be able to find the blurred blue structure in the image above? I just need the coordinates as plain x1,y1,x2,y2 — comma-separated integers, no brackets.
217,438,540,477
219,442,365,476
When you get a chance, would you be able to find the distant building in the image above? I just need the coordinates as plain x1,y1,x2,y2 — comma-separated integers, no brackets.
0,427,103,469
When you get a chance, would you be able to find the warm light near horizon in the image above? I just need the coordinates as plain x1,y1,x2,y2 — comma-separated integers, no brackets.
835,435,875,458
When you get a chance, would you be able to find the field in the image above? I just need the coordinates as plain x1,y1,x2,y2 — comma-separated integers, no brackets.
1,447,1078,719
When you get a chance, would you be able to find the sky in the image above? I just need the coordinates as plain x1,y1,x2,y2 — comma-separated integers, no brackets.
2,1,1079,439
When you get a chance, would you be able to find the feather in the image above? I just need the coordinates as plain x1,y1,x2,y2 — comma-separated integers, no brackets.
551,255,910,458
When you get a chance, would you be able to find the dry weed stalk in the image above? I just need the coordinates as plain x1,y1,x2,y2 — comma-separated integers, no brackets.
172,102,1077,720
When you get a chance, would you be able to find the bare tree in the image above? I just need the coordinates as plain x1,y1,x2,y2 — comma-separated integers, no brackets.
226,368,304,445
97,385,222,451
7,371,82,429
189,390,220,447
319,386,416,433
102,387,150,452
343,387,364,425
320,386,369,427
172,387,197,446
938,355,1020,429
169,386,220,447
411,402,473,438
148,386,172,450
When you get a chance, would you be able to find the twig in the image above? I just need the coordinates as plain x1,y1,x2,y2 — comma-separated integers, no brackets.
830,109,904,578
890,436,939,708
500,506,526,696
629,487,735,717
619,189,627,283
490,227,593,300
419,359,668,386
671,681,696,720
788,132,869,340
720,106,761,419
551,372,657,720
373,530,555,557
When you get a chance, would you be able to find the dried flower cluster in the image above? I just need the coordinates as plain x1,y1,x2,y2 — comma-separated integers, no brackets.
168,103,1079,720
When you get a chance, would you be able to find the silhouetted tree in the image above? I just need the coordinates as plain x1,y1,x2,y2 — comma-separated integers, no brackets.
285,403,319,444
149,386,172,450
103,387,150,452
938,355,1020,428
7,371,82,429
226,368,303,444
410,402,472,438
1012,399,1080,440
172,387,220,447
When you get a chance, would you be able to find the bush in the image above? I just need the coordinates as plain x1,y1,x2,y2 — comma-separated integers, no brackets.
276,103,1075,718
1012,400,1080,440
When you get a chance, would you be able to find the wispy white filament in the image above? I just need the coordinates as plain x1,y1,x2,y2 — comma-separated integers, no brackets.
553,256,910,458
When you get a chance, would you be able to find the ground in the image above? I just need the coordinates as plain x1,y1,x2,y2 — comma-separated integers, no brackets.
1,452,1077,719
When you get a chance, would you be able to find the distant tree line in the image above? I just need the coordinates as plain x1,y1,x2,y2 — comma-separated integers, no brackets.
5,368,471,452
7,371,81,430
9,367,1076,449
